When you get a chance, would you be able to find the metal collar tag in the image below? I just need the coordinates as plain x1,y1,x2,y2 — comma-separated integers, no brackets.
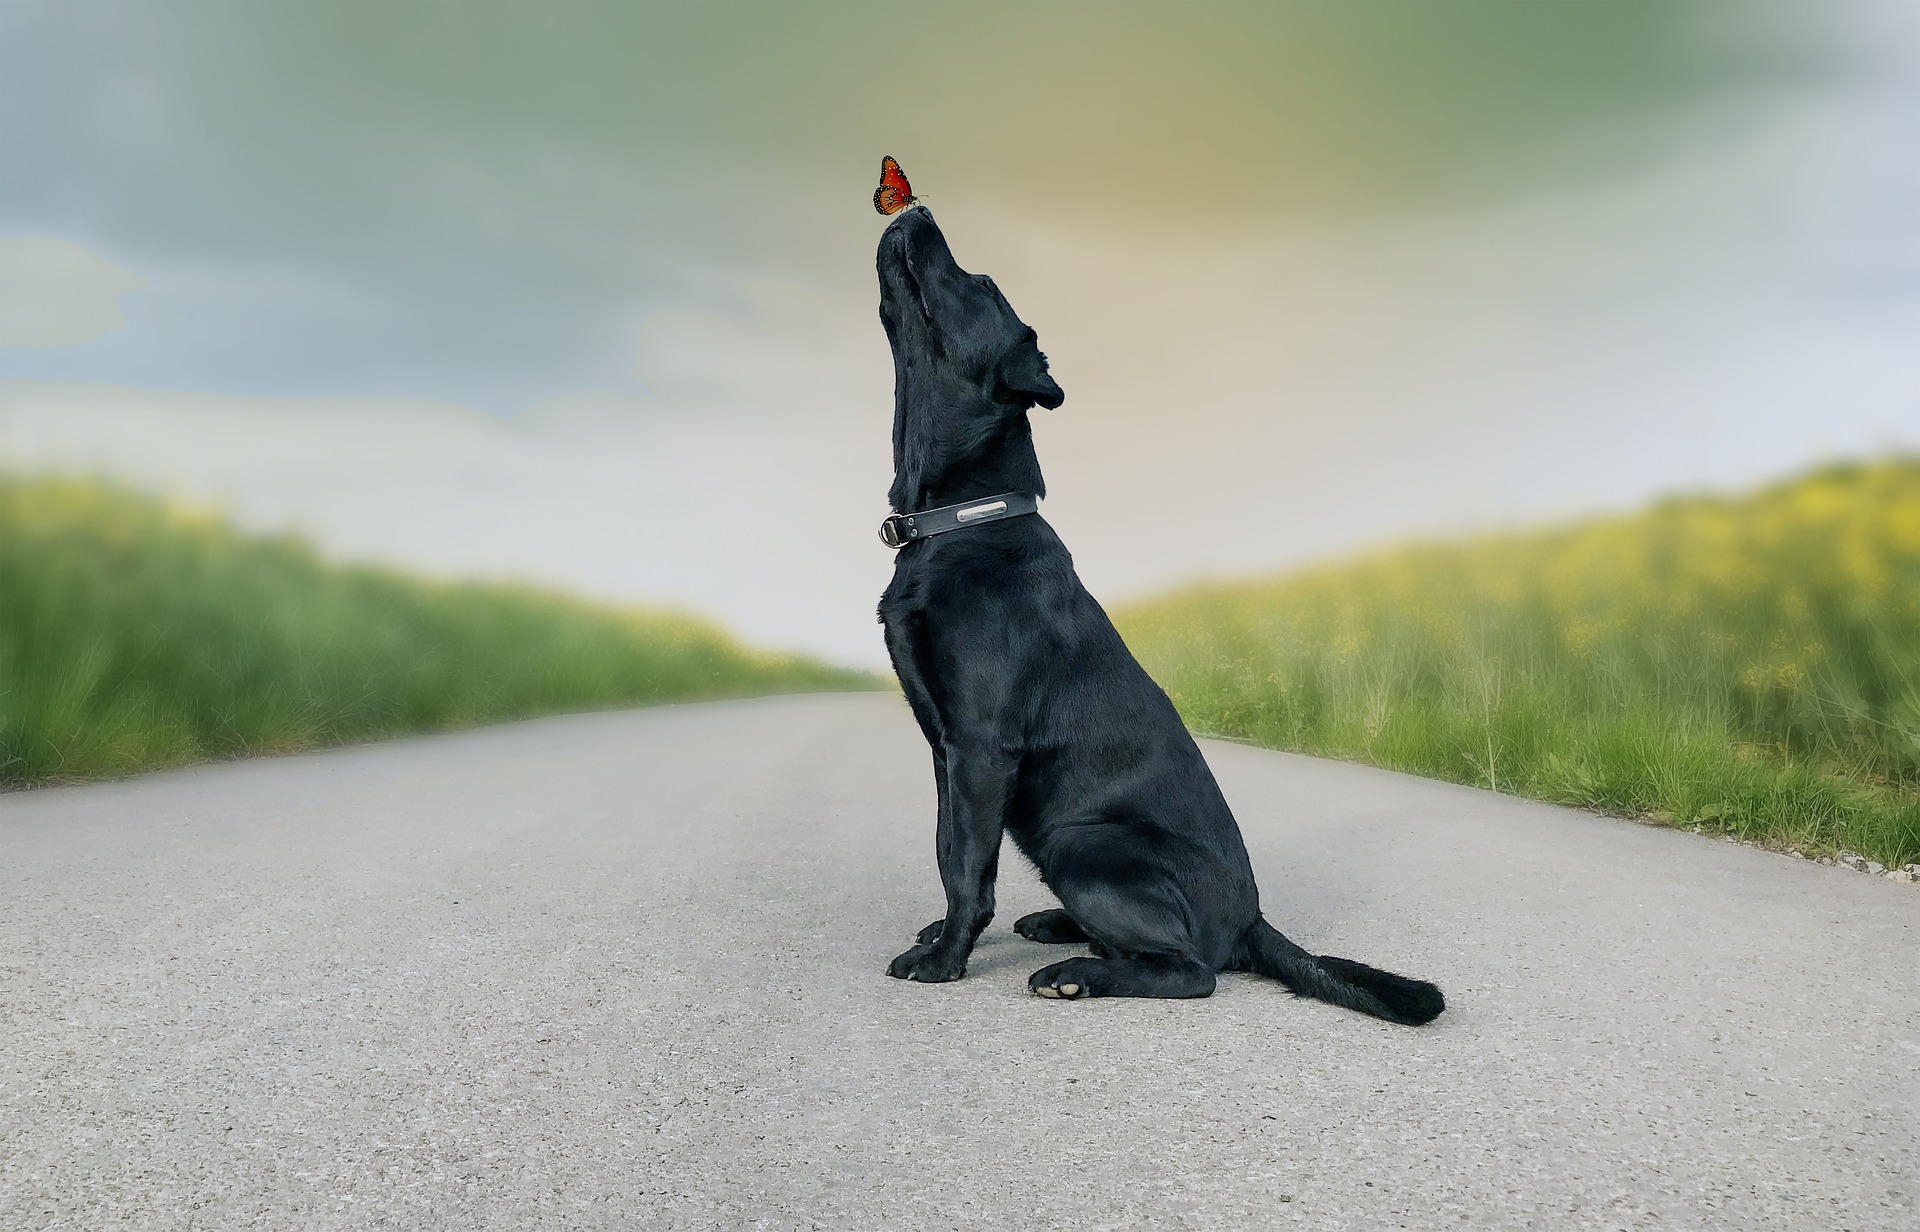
878,492,1039,548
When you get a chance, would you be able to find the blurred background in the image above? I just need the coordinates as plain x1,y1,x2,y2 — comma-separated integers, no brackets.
7,0,1915,664
3,1,1918,864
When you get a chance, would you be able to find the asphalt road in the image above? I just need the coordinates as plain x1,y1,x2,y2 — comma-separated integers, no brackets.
3,693,1916,1230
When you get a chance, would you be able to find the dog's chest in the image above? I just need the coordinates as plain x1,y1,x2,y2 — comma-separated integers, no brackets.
877,554,951,655
878,540,1020,620
877,549,1010,679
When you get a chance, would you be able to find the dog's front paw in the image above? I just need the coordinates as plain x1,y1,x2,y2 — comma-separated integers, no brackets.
887,943,967,983
1014,909,1088,944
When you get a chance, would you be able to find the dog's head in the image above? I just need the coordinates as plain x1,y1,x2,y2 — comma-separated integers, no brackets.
878,206,1063,512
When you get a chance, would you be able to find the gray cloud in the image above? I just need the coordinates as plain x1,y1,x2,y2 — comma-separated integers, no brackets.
0,1,1909,666
0,237,147,349
0,1,1830,407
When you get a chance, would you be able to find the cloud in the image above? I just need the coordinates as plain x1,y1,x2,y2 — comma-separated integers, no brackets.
7,73,1919,674
0,3,1913,671
0,1,1830,403
0,237,147,349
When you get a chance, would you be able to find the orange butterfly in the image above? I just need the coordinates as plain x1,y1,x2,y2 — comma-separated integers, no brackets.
873,155,918,216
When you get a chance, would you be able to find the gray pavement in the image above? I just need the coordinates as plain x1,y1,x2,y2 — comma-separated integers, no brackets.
2,692,1916,1230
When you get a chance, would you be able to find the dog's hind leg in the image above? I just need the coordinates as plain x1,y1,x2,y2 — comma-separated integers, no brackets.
1029,954,1215,999
1030,854,1221,999
1013,909,1088,944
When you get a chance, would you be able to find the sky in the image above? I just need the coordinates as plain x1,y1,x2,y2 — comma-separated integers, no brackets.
3,1,1918,667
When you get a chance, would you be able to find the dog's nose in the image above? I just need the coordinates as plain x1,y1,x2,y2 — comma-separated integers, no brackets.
888,204,932,230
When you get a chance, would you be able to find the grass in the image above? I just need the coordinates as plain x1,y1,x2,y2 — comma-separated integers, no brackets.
0,473,882,787
1114,459,1920,871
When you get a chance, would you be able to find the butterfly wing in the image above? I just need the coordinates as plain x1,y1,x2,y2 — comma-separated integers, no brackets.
873,155,916,215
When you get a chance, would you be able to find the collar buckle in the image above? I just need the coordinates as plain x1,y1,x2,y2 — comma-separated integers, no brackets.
877,513,915,548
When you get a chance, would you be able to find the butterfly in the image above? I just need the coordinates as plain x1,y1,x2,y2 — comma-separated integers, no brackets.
873,155,918,216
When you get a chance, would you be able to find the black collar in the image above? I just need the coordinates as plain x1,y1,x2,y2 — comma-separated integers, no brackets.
879,492,1039,548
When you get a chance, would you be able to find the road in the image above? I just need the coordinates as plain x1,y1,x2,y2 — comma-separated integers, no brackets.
2,693,1916,1230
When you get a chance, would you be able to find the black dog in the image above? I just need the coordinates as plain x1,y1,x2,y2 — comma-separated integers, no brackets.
875,206,1443,1025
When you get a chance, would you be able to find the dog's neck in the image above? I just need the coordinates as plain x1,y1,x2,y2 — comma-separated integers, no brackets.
888,407,1046,514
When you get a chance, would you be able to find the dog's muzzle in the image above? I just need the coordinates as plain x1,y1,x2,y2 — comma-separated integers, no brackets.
879,492,1039,548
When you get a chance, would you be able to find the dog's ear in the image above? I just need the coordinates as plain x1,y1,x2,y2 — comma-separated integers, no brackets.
998,341,1065,410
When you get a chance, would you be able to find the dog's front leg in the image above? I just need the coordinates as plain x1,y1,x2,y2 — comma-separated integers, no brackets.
888,742,1012,983
912,754,952,944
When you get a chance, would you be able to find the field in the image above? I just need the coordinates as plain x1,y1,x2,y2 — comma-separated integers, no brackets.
0,474,879,786
1115,460,1920,870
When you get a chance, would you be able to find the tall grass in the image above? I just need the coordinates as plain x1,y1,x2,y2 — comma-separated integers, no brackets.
1115,460,1920,869
0,473,880,786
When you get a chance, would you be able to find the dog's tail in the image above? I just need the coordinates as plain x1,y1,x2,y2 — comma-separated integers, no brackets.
1237,916,1444,1026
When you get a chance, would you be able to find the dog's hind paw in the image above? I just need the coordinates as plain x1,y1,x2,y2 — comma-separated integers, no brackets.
1029,959,1094,999
1030,954,1215,1000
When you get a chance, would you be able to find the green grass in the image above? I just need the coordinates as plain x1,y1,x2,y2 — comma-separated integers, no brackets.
0,473,882,786
1114,459,1920,870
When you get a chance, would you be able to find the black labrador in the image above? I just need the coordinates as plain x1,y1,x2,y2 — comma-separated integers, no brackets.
875,206,1443,1025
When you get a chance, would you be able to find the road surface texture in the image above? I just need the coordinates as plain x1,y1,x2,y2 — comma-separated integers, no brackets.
2,693,1916,1230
